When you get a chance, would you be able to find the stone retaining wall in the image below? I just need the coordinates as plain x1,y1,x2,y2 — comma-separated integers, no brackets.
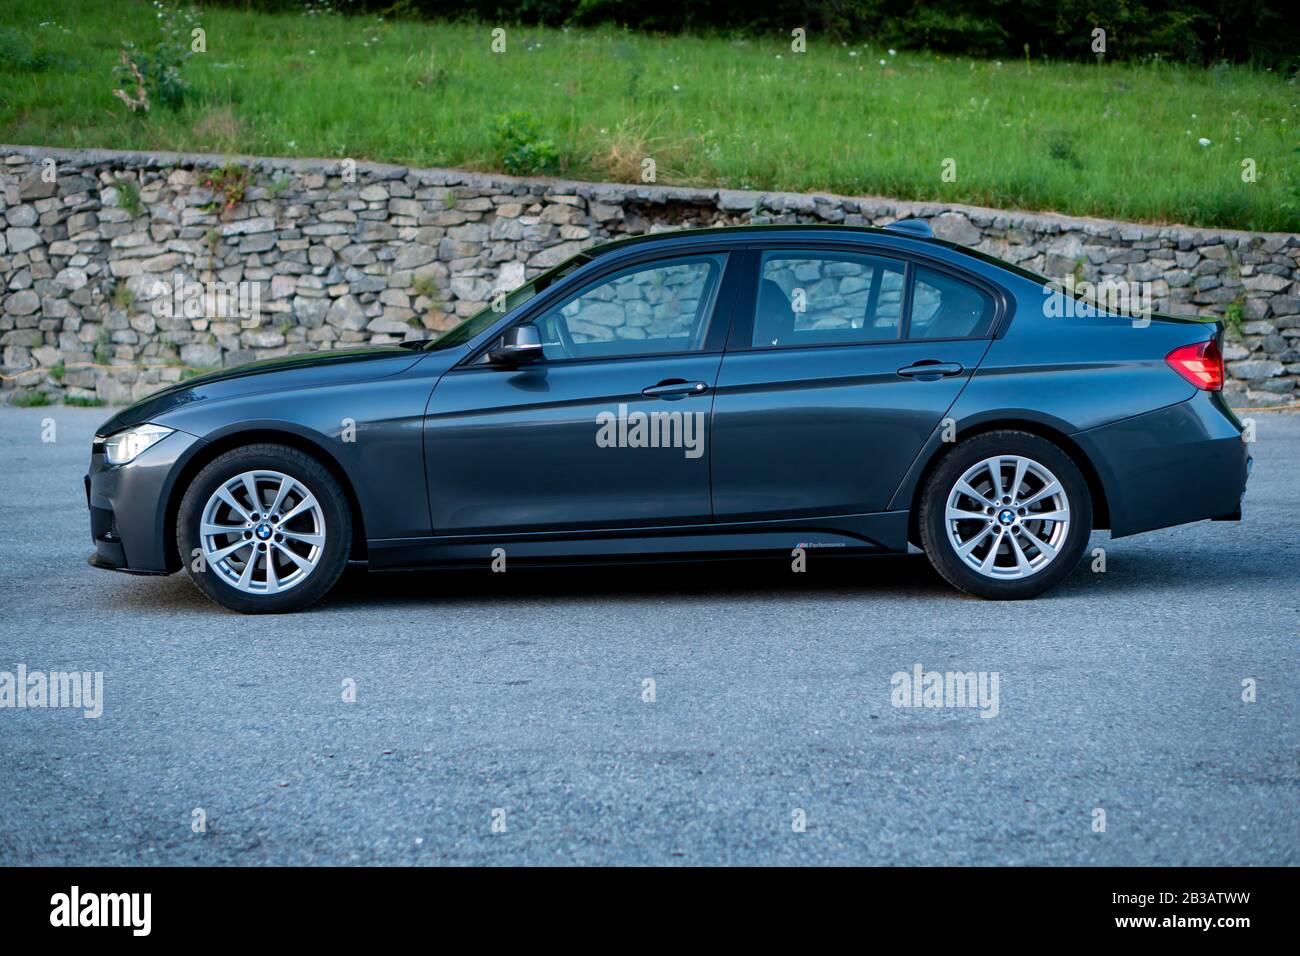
2,144,1297,407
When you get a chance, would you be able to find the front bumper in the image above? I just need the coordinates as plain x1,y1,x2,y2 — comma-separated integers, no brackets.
85,428,205,573
1073,390,1250,538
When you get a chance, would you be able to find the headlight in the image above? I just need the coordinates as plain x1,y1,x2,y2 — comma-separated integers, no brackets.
103,423,174,465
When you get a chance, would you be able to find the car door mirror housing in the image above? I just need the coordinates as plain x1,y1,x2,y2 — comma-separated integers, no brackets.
488,323,544,366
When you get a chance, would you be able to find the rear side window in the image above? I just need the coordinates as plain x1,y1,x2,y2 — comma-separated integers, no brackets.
909,266,994,339
752,252,906,348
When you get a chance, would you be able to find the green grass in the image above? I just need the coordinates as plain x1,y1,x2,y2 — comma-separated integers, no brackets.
2,0,1297,230
64,394,105,406
9,391,54,407
110,177,144,217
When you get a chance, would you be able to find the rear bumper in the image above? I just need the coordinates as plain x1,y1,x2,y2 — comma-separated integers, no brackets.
85,428,205,573
1073,391,1250,538
1210,453,1251,522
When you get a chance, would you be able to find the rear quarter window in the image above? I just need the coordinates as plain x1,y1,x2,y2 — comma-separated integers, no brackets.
909,266,995,339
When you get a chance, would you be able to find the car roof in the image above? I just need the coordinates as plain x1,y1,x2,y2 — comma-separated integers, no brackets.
582,222,1053,291
585,222,957,255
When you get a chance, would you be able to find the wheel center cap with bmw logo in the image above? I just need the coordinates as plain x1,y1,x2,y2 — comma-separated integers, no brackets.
998,509,1016,526
255,522,273,540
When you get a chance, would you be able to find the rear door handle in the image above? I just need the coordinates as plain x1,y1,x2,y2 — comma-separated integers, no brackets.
642,380,709,398
897,362,964,379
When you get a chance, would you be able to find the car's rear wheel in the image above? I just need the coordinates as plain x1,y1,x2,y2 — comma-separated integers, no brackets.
918,431,1091,599
177,444,351,614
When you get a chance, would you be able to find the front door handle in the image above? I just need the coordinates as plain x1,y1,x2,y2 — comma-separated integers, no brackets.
642,379,709,398
897,362,964,380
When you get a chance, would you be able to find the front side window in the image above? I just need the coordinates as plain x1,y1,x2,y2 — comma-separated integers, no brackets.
531,254,727,361
427,252,590,351
909,266,995,339
752,252,906,348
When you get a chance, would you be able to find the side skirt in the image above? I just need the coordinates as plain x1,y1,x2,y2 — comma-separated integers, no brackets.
365,510,911,570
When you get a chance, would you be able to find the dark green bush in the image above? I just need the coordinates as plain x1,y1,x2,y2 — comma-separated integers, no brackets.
489,111,560,175
209,0,1297,68
0,25,54,72
112,3,202,111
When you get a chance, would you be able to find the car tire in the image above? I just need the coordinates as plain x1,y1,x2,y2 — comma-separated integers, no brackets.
918,430,1092,600
177,444,351,614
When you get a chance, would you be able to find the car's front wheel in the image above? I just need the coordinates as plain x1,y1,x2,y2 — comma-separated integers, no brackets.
918,430,1092,600
177,444,351,614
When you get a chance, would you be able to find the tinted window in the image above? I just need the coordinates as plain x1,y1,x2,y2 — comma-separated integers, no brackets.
909,266,995,339
531,254,726,361
752,252,905,348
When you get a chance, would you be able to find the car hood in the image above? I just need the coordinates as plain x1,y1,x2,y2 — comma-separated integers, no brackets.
96,346,434,435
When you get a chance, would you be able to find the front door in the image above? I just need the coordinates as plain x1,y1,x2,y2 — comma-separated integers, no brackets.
424,252,736,534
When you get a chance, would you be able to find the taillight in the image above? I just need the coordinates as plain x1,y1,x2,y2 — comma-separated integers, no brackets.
1165,339,1223,391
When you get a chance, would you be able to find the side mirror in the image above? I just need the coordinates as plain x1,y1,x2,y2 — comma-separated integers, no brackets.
488,323,543,366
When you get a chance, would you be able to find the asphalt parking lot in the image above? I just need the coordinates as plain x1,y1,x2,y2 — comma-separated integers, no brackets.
0,406,1296,865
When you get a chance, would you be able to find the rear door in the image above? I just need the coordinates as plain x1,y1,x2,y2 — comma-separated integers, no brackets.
710,245,997,521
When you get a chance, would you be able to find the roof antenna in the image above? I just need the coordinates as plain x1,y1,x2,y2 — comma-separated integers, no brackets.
884,218,933,239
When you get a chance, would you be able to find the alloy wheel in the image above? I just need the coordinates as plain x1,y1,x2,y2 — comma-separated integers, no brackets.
943,454,1071,580
198,470,326,595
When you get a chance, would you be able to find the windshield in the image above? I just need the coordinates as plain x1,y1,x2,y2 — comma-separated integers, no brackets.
423,253,593,350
